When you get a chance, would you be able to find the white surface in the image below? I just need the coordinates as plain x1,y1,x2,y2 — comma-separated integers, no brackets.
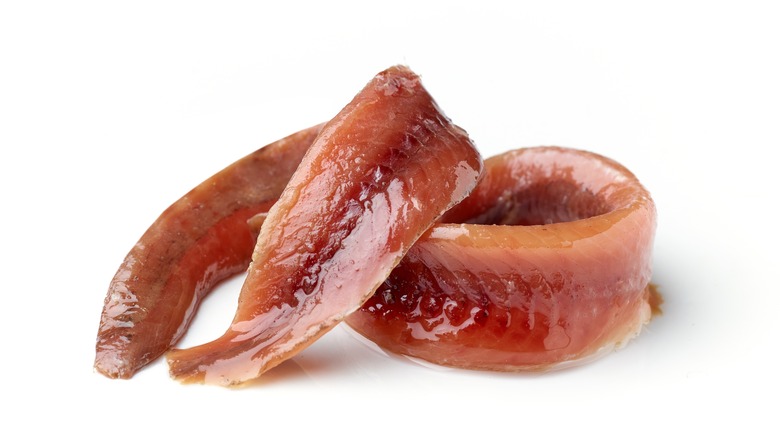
2,1,778,436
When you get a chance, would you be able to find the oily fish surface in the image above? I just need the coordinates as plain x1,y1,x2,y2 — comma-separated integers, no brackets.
346,147,656,371
96,66,656,386
166,65,483,386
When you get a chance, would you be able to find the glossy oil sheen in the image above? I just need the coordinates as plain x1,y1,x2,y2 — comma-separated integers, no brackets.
97,71,656,384
166,66,482,385
345,147,657,371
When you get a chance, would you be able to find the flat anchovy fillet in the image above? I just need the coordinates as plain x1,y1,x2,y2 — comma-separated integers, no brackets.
166,66,483,385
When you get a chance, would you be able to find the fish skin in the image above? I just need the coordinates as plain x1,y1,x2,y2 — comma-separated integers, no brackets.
165,66,483,386
94,125,323,379
345,147,657,371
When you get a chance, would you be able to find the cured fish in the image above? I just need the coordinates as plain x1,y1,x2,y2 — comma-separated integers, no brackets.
95,65,657,386
94,125,322,379
345,147,656,370
165,66,483,385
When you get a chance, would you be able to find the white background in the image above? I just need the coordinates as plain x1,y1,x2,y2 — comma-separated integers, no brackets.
2,1,778,436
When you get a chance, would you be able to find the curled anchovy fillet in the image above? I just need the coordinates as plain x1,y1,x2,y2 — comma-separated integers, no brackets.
346,147,657,371
165,66,482,385
95,65,657,386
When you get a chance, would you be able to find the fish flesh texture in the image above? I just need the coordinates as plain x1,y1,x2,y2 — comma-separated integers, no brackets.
94,125,323,379
346,147,656,370
95,66,657,385
165,66,483,385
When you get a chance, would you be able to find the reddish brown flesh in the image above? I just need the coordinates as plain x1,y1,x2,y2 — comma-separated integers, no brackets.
165,66,483,385
97,68,657,384
346,147,656,370
94,125,322,379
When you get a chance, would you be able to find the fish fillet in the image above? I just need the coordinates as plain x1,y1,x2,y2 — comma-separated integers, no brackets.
165,66,483,385
94,125,322,379
95,67,657,385
346,147,657,370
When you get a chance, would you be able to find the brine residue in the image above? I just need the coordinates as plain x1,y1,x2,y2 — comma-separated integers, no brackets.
648,283,663,317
